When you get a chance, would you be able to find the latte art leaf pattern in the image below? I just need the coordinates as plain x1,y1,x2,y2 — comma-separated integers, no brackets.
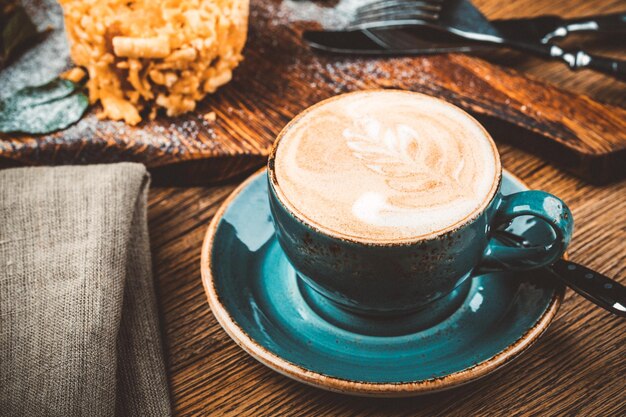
274,91,499,241
343,118,471,201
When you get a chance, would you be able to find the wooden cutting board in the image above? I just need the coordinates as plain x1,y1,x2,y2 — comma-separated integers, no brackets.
1,0,625,184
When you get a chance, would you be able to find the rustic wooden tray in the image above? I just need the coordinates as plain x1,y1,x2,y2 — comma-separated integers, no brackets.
1,0,625,184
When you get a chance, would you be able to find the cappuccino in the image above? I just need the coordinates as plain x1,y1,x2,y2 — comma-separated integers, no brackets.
272,90,501,242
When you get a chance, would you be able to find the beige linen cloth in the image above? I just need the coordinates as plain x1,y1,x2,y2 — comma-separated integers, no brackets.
0,163,171,416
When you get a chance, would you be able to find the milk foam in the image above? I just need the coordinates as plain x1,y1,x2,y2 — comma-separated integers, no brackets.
273,91,500,241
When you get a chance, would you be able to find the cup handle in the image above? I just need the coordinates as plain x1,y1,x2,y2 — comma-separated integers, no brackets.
479,191,574,272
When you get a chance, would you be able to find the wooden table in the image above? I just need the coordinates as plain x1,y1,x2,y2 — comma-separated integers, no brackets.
148,1,626,415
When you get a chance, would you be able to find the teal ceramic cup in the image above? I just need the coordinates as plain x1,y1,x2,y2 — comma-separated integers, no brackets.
267,99,574,316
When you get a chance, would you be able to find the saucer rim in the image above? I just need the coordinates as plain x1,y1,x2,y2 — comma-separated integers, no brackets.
200,168,565,397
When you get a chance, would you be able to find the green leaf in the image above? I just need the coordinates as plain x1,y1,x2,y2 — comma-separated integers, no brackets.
4,78,78,108
1,5,39,63
0,79,89,134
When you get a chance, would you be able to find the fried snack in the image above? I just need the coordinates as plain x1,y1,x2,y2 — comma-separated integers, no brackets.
59,0,249,125
60,67,87,83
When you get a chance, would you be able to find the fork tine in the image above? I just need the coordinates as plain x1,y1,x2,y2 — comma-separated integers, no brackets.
357,0,444,11
357,0,444,16
357,9,440,24
356,1,443,24
353,11,439,25
351,0,446,31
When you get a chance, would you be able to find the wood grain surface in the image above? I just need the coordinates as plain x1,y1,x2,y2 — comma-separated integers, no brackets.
145,1,626,415
1,0,625,183
150,149,626,416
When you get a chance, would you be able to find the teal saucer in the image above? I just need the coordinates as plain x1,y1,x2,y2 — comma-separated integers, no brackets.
201,169,565,397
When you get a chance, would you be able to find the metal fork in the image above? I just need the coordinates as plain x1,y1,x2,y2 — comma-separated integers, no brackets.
355,0,444,24
349,0,626,80
353,0,445,29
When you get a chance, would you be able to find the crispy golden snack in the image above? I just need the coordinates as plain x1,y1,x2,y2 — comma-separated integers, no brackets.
59,0,249,125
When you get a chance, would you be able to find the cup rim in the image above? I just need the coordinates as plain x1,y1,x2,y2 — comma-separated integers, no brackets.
267,89,503,247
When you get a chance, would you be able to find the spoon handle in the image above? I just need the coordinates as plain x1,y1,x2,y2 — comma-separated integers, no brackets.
550,260,626,318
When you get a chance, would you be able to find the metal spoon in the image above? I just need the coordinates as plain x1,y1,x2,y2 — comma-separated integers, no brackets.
494,230,626,318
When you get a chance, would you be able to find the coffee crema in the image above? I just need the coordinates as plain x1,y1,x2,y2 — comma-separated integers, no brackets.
272,90,501,242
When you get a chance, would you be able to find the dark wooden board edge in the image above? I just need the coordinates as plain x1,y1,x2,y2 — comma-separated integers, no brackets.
2,0,625,185
475,115,626,184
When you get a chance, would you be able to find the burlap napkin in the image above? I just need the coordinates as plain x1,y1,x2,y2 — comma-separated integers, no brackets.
0,163,171,416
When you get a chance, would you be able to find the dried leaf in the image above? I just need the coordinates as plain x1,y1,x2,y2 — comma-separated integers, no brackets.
0,78,89,134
